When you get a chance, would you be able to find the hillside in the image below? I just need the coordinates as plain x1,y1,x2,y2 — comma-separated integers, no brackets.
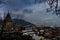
12,19,36,26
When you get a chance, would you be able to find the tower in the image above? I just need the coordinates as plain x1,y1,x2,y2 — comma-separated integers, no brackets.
3,12,13,30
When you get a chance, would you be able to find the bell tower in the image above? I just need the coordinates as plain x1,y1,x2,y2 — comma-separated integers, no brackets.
3,12,13,30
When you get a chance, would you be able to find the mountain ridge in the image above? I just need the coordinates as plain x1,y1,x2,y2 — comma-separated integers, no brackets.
12,19,36,26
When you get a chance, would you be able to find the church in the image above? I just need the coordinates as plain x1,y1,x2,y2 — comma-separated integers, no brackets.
0,12,33,40
1,12,24,35
3,12,13,31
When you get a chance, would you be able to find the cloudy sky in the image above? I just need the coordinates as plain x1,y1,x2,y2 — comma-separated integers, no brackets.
0,0,60,27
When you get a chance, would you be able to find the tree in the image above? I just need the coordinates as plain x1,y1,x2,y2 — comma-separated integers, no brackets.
47,0,60,15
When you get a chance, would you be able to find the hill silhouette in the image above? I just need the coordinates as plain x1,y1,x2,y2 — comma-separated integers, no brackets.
12,19,36,26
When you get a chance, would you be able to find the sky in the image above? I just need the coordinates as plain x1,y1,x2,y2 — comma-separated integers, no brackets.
0,0,60,27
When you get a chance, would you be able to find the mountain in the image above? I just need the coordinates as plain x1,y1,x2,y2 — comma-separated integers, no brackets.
12,19,36,26
22,1,60,27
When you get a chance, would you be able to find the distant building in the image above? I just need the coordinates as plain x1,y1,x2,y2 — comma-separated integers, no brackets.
2,12,24,32
3,12,13,32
